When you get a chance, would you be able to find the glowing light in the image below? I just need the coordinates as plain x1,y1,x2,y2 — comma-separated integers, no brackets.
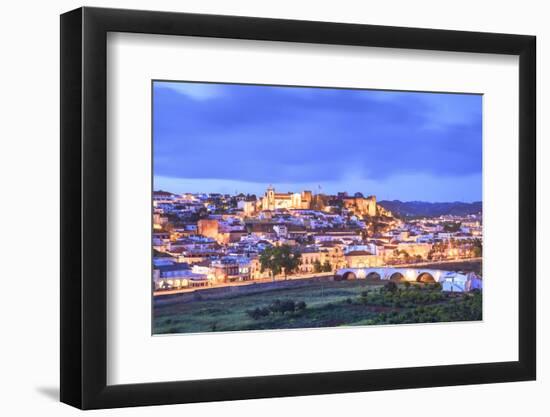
357,269,367,279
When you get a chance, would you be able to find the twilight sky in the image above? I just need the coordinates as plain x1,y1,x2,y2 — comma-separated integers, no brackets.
153,81,482,202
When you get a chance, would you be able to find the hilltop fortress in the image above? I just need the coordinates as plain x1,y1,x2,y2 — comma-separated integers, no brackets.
240,186,392,217
260,186,312,211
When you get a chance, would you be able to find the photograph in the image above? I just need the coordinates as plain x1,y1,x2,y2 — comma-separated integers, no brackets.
53,3,539,411
151,81,483,335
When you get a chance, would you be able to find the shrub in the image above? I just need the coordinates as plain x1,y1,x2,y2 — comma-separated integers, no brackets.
384,281,398,293
428,292,442,302
246,306,271,320
268,299,297,315
246,308,262,320
280,300,296,314
296,301,307,311
269,299,283,314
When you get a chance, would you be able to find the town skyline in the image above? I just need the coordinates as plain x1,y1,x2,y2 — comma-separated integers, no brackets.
152,182,482,334
152,185,482,204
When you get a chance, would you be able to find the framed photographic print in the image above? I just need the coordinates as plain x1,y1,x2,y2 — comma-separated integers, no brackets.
60,6,536,409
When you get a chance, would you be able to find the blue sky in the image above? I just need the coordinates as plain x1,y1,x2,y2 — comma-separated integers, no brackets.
153,81,482,202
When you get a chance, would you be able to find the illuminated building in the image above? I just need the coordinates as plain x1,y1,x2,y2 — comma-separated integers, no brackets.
344,250,384,268
197,219,219,240
260,185,312,211
342,195,378,217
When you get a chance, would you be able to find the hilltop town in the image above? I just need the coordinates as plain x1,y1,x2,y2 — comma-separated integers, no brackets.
153,186,482,292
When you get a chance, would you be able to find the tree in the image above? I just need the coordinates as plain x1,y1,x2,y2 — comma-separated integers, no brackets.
267,299,296,315
259,247,280,278
472,238,482,257
259,245,302,279
443,221,461,233
246,307,270,320
281,300,296,314
313,259,323,273
322,260,332,272
384,281,398,293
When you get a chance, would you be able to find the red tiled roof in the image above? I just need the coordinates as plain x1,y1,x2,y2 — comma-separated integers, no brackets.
345,250,373,256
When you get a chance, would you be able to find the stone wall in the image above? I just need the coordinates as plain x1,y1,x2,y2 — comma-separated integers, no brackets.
343,196,378,217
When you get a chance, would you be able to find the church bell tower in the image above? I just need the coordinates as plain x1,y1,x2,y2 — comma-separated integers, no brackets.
266,185,275,210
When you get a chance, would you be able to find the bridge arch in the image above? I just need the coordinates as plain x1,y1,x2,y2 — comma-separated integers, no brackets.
417,272,436,283
366,272,381,281
390,272,405,282
342,271,357,280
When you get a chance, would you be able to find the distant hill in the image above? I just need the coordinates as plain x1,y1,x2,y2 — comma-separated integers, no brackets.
378,200,482,218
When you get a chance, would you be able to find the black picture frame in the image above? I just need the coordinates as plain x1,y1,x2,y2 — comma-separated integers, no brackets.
60,6,536,410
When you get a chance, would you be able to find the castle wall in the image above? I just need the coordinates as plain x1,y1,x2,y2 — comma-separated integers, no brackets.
343,196,378,217
259,187,387,216
197,219,219,239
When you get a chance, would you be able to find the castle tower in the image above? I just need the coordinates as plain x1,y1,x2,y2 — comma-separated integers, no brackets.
367,195,377,217
301,190,313,209
263,185,275,211
291,193,302,209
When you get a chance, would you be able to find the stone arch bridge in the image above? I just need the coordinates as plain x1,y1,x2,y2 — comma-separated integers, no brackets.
336,267,453,284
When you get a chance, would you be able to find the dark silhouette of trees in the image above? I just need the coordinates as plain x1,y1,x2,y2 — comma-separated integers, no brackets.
322,260,332,272
259,245,302,278
384,281,398,293
313,259,323,273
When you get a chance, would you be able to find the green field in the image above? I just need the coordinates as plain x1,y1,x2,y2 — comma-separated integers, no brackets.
153,279,482,334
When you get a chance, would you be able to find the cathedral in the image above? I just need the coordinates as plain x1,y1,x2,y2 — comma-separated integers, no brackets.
259,186,312,211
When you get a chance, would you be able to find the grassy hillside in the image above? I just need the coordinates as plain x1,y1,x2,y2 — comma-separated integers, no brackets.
153,279,481,334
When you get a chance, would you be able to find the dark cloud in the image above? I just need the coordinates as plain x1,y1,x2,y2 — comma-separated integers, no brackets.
153,82,482,193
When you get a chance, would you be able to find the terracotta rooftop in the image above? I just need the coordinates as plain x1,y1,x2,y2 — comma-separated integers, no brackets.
345,250,373,256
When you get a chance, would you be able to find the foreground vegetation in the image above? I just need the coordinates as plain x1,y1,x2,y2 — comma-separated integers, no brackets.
154,279,482,334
